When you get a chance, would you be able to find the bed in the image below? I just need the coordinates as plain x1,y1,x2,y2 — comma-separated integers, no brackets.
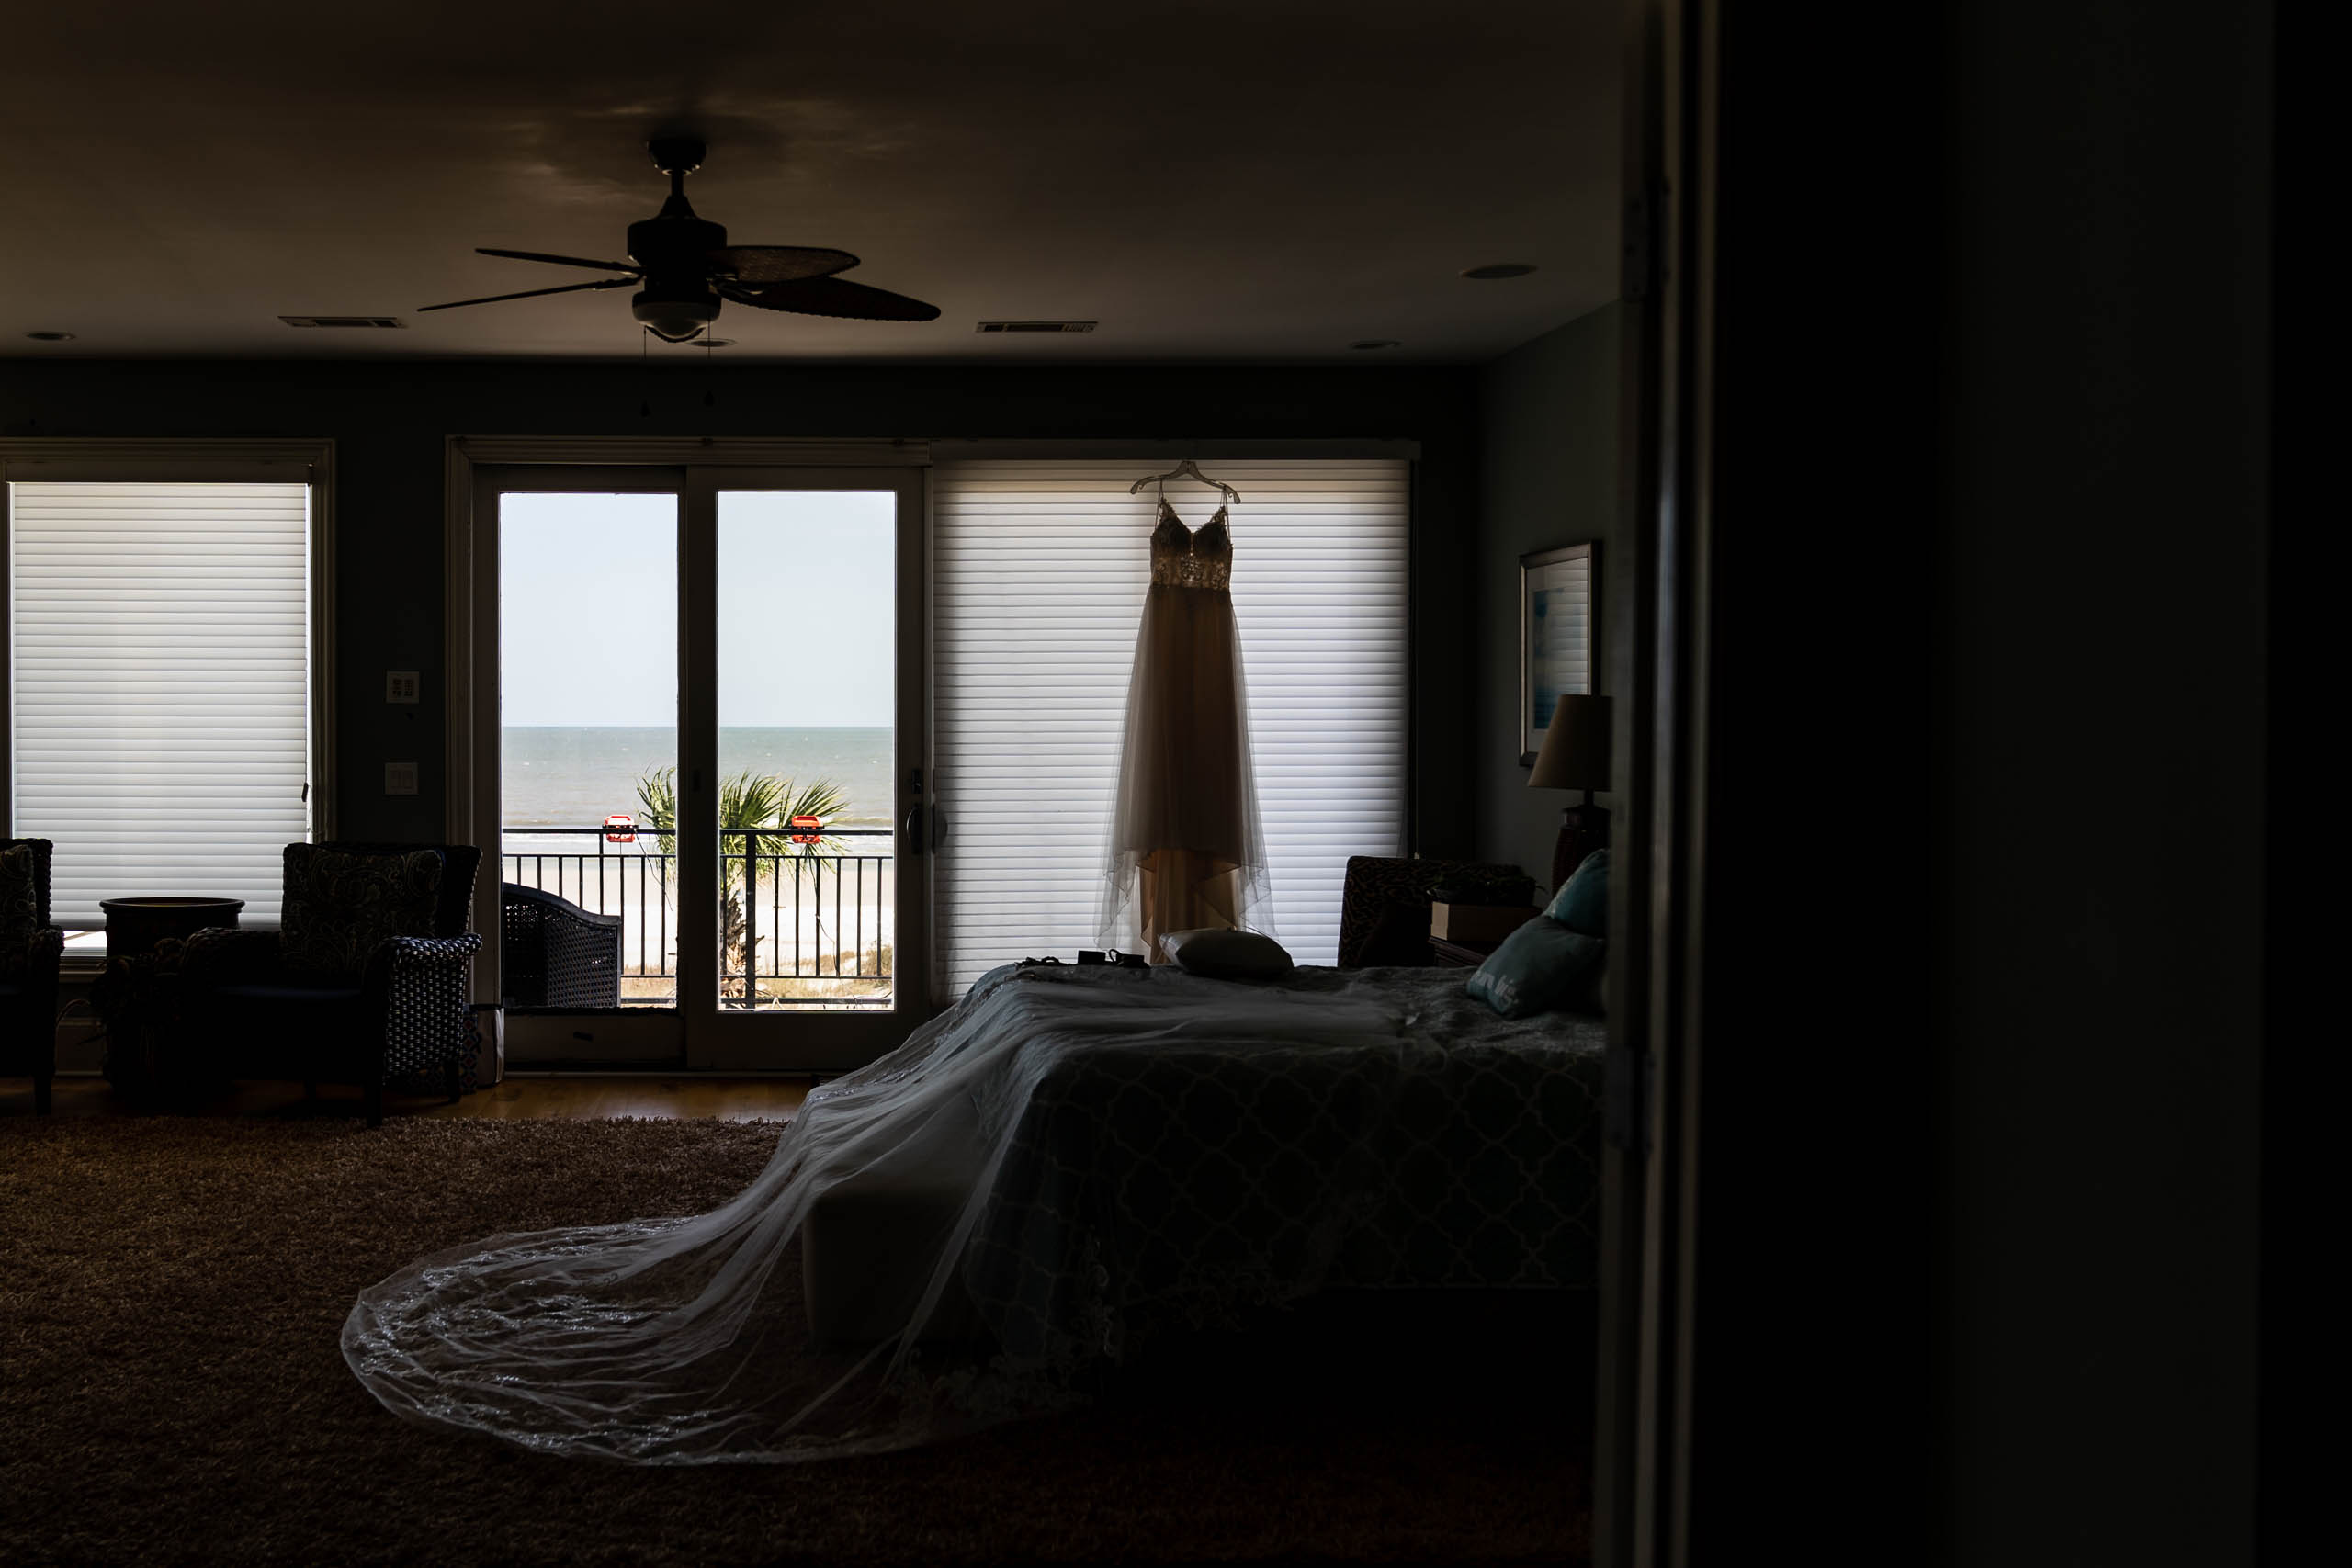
347,952,1608,1463
801,961,1606,1363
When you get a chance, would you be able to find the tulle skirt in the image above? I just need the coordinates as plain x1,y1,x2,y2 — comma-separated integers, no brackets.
1099,582,1272,955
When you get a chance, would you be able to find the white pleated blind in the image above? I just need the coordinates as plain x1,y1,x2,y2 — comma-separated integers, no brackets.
7,482,313,927
932,460,1407,992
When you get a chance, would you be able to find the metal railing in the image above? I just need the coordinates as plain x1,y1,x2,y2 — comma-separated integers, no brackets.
500,825,892,1008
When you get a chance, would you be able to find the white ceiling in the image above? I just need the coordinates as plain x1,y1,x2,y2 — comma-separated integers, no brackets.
0,1,1620,365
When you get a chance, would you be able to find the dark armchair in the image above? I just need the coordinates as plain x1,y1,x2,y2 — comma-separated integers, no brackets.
501,883,623,1009
1,838,66,1113
1336,854,1531,968
181,841,483,1127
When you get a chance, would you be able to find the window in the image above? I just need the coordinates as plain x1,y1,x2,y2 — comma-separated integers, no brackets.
3,453,326,934
932,458,1408,991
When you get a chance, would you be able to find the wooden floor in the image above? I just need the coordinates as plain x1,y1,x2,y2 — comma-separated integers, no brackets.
10,1073,812,1123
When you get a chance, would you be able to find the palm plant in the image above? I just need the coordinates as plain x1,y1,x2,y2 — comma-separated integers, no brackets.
633,767,851,998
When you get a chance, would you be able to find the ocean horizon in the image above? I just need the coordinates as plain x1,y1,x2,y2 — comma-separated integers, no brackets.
503,727,894,833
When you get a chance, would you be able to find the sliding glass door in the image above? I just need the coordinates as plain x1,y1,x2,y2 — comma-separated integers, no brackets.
479,464,926,1072
683,469,925,1067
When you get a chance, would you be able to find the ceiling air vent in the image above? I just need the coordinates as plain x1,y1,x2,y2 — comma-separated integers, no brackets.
975,321,1097,333
279,315,405,329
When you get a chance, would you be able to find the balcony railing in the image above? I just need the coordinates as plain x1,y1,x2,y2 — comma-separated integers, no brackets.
501,825,892,1008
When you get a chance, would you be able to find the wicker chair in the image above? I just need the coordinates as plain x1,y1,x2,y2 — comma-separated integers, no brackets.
1,838,65,1113
178,842,482,1127
501,883,622,1009
1336,854,1531,968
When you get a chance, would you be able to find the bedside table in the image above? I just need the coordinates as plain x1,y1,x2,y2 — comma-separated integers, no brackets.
1429,936,1499,968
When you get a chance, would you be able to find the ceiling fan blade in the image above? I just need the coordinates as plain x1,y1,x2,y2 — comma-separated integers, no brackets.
706,245,861,285
477,247,643,274
417,276,635,312
725,276,942,322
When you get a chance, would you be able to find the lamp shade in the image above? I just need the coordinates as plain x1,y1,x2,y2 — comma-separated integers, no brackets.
1527,694,1612,791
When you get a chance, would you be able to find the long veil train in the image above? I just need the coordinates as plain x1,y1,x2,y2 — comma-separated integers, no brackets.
342,966,1403,1462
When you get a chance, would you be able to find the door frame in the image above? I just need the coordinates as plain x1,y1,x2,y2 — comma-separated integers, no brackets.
1593,0,1715,1562
443,437,933,1070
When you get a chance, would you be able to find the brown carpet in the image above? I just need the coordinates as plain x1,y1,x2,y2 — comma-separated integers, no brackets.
0,1114,1589,1567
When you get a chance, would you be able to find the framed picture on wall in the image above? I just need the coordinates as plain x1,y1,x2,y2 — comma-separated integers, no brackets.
1520,542,1597,764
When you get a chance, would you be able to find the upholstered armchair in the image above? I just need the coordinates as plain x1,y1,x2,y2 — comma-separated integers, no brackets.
180,841,483,1127
1,838,66,1113
1336,854,1532,968
501,882,622,1009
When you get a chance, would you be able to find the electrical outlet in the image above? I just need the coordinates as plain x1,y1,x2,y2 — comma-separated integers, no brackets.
384,761,419,795
385,671,421,704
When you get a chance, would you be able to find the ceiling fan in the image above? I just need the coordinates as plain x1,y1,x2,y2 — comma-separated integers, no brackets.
418,136,941,342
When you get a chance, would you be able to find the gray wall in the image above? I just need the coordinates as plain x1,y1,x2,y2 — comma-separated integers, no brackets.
0,359,1482,851
1475,305,1622,885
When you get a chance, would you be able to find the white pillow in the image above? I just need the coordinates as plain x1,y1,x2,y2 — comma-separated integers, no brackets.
1158,928,1295,979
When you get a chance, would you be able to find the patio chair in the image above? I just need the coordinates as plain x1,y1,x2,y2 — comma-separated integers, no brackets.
1,838,65,1113
501,882,623,1009
179,842,482,1127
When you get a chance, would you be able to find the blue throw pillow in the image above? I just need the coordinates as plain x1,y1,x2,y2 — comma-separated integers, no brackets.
1465,915,1606,1019
1544,847,1610,937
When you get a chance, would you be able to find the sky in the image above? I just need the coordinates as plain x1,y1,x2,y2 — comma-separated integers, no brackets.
500,490,895,728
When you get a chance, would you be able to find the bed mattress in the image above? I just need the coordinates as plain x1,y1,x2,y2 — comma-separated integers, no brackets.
803,964,1605,1357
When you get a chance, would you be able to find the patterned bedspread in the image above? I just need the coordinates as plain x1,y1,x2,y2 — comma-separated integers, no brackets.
954,964,1605,1363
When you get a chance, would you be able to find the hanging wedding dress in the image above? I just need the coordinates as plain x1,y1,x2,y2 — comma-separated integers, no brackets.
1098,492,1273,956
341,481,1323,1465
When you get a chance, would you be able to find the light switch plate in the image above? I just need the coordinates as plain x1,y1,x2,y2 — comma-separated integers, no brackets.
384,761,419,795
385,671,421,704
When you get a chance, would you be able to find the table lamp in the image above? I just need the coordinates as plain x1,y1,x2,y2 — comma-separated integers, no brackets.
1527,693,1612,889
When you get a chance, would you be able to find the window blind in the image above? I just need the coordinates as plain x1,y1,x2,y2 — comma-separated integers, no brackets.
932,459,1407,993
7,481,312,927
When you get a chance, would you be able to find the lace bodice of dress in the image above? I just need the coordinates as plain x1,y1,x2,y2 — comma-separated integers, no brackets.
1149,498,1232,590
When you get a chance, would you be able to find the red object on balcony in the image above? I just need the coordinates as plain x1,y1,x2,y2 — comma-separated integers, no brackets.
789,813,823,844
604,813,636,844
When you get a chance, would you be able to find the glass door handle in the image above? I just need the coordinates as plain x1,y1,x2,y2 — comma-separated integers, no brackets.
902,805,947,852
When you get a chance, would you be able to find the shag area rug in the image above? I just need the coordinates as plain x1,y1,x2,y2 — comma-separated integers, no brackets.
0,1116,1589,1567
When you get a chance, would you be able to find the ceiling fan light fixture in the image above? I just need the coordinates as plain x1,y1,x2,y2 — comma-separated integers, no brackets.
633,287,720,343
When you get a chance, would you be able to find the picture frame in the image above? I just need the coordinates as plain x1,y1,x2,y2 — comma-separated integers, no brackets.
1520,542,1597,764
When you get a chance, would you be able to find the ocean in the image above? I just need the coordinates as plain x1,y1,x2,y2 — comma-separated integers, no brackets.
502,727,896,832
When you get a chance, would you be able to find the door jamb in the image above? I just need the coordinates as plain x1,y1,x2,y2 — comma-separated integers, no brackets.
1593,1,1717,1563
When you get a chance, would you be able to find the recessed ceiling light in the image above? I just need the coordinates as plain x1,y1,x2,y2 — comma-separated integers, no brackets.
1461,263,1538,280
23,331,75,342
1350,339,1401,351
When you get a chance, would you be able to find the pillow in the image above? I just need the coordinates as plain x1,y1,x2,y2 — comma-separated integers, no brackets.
1544,847,1611,937
1465,915,1605,1019
0,845,40,976
1159,927,1295,980
279,848,445,975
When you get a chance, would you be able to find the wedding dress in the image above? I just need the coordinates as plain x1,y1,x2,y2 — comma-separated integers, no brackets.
341,963,1408,1464
1098,494,1273,955
342,490,1312,1466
